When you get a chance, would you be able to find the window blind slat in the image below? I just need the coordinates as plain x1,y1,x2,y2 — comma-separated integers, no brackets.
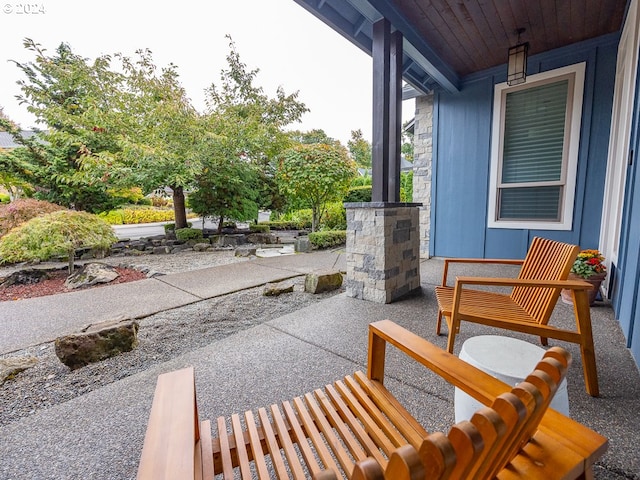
498,186,562,220
501,80,569,185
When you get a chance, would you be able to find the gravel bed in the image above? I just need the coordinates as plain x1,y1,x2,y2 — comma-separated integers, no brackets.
0,251,342,427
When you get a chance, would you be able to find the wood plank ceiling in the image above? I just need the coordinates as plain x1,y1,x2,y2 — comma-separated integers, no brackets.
393,0,628,76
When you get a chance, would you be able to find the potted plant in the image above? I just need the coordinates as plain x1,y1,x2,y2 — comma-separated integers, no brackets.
561,249,607,306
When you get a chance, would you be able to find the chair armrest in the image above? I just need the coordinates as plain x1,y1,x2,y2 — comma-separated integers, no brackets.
441,258,523,286
454,276,593,290
137,367,200,480
368,320,507,403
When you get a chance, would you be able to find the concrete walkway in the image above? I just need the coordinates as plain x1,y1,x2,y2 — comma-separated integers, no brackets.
0,250,345,354
1,253,639,479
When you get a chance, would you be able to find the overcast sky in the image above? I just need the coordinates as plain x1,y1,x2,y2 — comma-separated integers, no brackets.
0,0,414,146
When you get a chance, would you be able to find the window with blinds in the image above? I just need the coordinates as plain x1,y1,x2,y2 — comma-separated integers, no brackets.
488,63,585,230
498,80,569,220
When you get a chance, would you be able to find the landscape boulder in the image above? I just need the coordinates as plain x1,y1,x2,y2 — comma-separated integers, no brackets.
64,263,119,290
235,246,257,257
263,281,295,296
54,319,139,370
305,270,343,294
193,242,211,252
247,233,279,245
0,356,38,384
1,269,51,287
294,236,311,253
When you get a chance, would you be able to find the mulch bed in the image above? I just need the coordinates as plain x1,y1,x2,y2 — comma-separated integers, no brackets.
0,267,147,302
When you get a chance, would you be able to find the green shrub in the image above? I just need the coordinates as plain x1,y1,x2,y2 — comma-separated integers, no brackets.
344,185,372,203
308,230,346,249
400,171,413,202
137,198,153,206
175,227,203,241
0,210,117,265
98,210,125,225
165,222,192,233
250,224,270,233
350,176,372,187
320,202,346,230
257,221,296,230
0,199,66,238
98,208,197,225
0,193,10,204
272,209,313,229
222,221,237,229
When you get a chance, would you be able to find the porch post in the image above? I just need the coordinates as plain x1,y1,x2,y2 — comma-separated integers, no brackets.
372,18,402,202
388,29,403,203
345,18,421,304
372,18,391,202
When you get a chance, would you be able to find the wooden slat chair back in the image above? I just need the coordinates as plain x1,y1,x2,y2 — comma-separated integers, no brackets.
137,320,608,480
434,236,601,396
511,237,579,325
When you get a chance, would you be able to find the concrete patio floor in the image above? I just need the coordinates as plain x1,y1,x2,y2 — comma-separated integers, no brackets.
0,257,638,479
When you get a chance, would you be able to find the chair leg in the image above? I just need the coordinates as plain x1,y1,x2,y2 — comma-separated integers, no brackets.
446,315,457,354
436,310,443,335
573,290,600,397
539,336,549,346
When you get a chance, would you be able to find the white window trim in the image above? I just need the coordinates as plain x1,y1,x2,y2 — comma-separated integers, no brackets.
487,62,586,230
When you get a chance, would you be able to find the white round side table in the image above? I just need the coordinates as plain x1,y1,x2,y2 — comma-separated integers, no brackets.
454,335,570,422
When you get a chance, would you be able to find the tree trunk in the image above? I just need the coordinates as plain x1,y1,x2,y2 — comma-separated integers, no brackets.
67,247,75,274
218,215,225,233
172,186,188,229
311,206,319,232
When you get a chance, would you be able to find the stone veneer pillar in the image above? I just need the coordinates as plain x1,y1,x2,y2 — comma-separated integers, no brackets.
412,93,434,258
345,202,421,303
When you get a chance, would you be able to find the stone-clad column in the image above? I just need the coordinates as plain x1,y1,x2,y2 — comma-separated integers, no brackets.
412,94,434,258
345,203,421,303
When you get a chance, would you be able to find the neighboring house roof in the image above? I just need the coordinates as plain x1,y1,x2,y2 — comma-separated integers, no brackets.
0,131,38,149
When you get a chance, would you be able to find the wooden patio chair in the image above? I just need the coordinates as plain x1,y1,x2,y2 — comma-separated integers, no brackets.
434,236,600,396
137,320,607,479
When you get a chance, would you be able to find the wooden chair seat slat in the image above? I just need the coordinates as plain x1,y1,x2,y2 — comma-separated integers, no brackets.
325,384,389,468
435,236,600,396
354,372,429,447
258,407,292,478
292,396,344,477
342,375,408,448
333,380,397,458
281,400,324,477
314,388,372,464
199,420,214,480
231,413,252,478
137,321,608,480
304,391,355,475
216,416,234,480
245,410,271,479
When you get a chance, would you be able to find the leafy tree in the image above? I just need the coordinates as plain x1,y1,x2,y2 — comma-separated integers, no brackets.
277,142,356,231
192,37,307,229
402,121,414,163
189,160,260,231
85,49,205,228
348,129,372,169
0,40,125,212
287,129,338,146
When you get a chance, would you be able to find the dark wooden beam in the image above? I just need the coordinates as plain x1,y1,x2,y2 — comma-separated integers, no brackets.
372,18,391,202
389,29,403,203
